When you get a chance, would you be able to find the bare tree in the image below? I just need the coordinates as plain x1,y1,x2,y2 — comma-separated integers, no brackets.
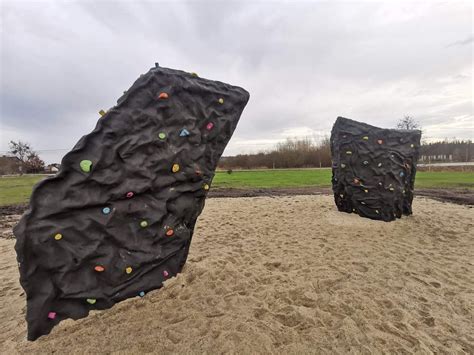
9,141,33,164
396,116,421,130
9,141,45,174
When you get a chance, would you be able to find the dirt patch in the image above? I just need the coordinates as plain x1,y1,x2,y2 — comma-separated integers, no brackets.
1,188,472,220
210,187,474,205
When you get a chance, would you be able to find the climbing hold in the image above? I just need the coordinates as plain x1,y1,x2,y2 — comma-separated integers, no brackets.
363,160,369,165
361,201,366,205
389,187,395,191
163,270,169,277
378,182,383,186
126,192,134,198
218,98,224,104
364,189,368,193
172,164,180,173
80,160,92,173
158,132,166,140
54,233,62,241
165,229,174,237
191,72,198,77
353,178,360,184
362,136,369,140
47,312,56,320
206,122,214,131
340,163,346,168
179,128,190,137
102,207,111,215
375,210,379,214
99,110,106,116
94,265,105,272
158,92,169,99
203,183,210,191
346,151,352,155
339,194,344,198
86,298,96,305
410,144,414,148
140,220,148,228
125,266,133,274
139,291,145,297
377,139,383,144
400,171,405,177
378,163,382,167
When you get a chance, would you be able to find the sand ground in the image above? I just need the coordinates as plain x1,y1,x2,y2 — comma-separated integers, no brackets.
0,195,473,354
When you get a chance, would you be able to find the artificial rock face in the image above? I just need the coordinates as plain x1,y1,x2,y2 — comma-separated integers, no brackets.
14,65,249,340
331,117,421,222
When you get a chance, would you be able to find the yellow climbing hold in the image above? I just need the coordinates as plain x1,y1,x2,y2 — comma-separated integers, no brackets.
99,109,106,116
218,98,224,104
364,189,368,193
140,220,148,228
362,136,369,140
346,151,352,155
86,298,96,305
125,267,133,274
191,72,198,77
389,187,395,191
410,144,414,148
203,184,210,191
172,164,180,173
54,233,62,241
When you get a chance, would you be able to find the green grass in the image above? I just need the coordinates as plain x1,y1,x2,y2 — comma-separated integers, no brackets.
0,175,45,206
1,170,473,206
213,169,333,188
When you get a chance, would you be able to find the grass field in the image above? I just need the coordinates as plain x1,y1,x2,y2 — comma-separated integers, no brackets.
1,169,473,206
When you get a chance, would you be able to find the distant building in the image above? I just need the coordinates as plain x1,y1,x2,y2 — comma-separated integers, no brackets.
0,155,23,175
45,163,60,173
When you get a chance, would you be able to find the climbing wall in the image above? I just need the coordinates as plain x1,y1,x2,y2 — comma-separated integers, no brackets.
14,64,250,340
331,117,421,222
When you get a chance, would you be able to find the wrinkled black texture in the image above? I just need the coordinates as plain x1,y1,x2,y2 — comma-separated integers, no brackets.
14,65,249,340
331,117,421,221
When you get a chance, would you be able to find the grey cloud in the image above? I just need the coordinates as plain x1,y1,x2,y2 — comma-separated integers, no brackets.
1,0,472,162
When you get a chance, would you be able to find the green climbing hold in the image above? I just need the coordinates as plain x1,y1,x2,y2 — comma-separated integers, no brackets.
80,160,92,173
86,298,96,305
158,132,166,140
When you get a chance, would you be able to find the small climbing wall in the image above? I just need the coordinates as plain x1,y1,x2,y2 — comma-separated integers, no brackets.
330,117,421,222
14,65,250,340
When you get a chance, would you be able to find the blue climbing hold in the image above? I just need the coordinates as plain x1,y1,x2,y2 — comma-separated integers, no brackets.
102,207,111,215
400,171,405,177
139,291,145,297
179,128,190,137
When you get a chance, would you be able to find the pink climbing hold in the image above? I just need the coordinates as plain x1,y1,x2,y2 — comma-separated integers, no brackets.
126,192,134,198
47,312,56,320
163,270,169,277
206,122,214,131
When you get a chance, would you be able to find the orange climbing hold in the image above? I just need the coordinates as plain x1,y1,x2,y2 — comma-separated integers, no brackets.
166,229,174,237
158,92,169,99
94,265,105,272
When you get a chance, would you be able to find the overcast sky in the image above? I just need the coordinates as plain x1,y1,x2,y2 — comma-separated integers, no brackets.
1,0,472,164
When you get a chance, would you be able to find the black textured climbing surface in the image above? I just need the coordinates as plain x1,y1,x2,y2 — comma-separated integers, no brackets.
14,65,249,340
330,117,421,222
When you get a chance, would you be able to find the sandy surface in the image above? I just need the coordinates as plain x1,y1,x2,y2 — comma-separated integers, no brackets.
1,195,473,354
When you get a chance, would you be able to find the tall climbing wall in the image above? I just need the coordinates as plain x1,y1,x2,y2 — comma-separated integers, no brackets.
14,64,250,340
331,117,421,222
